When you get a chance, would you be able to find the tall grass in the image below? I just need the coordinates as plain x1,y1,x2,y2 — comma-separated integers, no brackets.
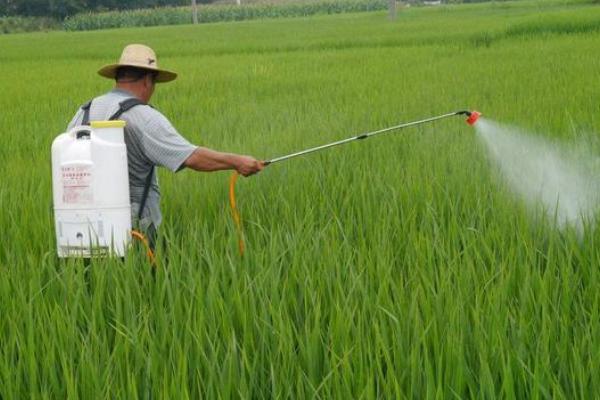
1,0,600,397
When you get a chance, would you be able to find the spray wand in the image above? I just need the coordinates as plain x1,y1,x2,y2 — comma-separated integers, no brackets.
229,110,481,255
265,110,480,165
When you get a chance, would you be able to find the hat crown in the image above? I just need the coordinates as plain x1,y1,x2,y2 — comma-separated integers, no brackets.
119,44,159,69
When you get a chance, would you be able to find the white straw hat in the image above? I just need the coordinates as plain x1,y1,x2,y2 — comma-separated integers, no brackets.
97,44,177,83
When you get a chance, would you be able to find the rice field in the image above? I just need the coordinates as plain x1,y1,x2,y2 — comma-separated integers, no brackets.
2,0,600,397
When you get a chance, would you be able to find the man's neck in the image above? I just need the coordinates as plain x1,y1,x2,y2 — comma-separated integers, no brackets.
115,84,145,102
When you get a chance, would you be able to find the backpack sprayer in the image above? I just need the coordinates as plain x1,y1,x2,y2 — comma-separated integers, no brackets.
52,121,133,259
52,98,158,263
52,116,155,263
229,110,481,255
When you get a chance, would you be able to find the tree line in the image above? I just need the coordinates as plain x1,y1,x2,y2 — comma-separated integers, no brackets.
0,0,217,19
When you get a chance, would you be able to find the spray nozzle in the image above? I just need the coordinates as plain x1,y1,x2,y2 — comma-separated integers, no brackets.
455,110,482,125
465,111,481,126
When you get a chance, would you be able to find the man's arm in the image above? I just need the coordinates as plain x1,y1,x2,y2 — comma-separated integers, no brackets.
183,147,264,177
132,107,264,176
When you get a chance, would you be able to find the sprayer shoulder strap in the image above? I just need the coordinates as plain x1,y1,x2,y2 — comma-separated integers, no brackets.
81,101,92,126
108,98,153,222
109,98,147,121
80,97,148,125
137,167,154,221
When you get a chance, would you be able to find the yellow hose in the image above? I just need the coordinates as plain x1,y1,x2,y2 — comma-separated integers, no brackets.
229,171,245,256
131,229,157,266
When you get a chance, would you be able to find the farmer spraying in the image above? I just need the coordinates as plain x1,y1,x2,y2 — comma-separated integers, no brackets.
66,44,264,250
57,42,478,259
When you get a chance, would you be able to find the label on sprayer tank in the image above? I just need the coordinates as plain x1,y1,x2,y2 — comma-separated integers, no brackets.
61,164,93,204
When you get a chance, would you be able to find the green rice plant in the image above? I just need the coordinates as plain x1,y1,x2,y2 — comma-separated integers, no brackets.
505,11,600,37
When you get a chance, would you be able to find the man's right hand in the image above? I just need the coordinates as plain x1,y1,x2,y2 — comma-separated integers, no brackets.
234,155,265,177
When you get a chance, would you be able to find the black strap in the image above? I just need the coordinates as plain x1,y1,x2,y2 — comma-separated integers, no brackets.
80,97,153,222
109,98,145,121
80,97,146,125
137,167,154,221
81,101,92,126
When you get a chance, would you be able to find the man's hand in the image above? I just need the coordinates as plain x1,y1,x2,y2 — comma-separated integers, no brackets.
234,155,264,177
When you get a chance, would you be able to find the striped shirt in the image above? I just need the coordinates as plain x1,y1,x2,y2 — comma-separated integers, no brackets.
67,88,197,228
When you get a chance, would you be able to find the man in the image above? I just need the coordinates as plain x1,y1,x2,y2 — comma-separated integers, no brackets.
67,44,264,248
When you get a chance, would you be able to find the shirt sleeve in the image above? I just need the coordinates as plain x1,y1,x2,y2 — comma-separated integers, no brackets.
136,107,198,172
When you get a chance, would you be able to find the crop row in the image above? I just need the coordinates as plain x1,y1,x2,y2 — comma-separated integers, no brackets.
63,0,387,31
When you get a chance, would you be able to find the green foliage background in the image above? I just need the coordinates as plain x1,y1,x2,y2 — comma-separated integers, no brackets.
1,0,600,397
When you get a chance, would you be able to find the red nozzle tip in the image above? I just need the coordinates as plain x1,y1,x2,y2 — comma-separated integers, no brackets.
466,111,481,126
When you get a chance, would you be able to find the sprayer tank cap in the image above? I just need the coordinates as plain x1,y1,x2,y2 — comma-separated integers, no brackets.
90,120,127,129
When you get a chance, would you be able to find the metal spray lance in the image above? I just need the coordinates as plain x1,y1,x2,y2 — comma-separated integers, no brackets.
264,110,481,165
230,109,482,255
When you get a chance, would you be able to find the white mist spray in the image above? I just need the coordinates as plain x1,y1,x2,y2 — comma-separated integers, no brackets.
475,118,600,233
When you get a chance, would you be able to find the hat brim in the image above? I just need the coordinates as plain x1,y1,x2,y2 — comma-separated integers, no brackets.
98,63,177,83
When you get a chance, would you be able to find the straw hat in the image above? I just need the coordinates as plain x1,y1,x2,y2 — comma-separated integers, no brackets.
97,44,177,83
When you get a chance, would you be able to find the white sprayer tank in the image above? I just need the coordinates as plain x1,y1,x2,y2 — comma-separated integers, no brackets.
51,121,132,257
